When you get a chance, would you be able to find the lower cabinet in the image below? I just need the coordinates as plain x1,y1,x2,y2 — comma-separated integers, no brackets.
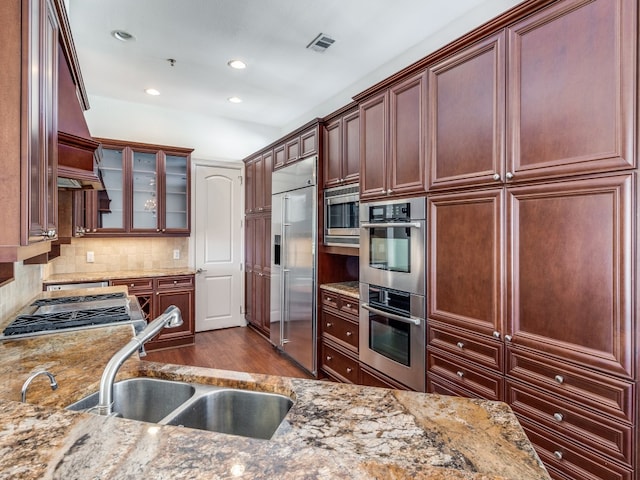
245,268,270,337
111,274,195,351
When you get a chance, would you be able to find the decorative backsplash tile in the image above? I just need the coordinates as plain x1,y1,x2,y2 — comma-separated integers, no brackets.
0,263,43,320
47,237,189,275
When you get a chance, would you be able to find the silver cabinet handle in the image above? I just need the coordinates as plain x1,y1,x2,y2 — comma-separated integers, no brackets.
346,367,352,373
346,331,353,337
345,303,352,309
456,371,464,378
381,188,386,194
554,375,564,384
505,172,514,180
553,451,563,461
505,335,513,342
326,322,333,328
361,222,422,229
326,356,332,361
492,331,501,339
387,189,393,194
456,342,464,349
492,173,501,181
361,303,421,325
553,412,564,422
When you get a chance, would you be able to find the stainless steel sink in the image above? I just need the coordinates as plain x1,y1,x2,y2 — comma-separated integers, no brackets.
66,377,196,422
165,389,293,439
66,377,294,440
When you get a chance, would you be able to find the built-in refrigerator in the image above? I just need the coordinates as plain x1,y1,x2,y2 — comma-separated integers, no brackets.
270,156,317,376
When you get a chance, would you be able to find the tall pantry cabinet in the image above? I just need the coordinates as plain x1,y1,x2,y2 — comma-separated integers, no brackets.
425,0,637,478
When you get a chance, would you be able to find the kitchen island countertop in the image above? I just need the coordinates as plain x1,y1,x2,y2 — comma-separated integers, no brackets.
0,291,549,480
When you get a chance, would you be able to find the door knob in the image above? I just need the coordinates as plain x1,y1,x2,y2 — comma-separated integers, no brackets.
196,268,207,274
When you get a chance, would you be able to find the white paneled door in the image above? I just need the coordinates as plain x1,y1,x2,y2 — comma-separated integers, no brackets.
194,163,244,331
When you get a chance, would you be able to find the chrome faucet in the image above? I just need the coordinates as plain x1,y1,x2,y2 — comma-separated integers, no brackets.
94,305,183,416
21,371,58,403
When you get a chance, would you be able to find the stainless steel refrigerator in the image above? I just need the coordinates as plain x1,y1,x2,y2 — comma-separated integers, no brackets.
270,156,317,376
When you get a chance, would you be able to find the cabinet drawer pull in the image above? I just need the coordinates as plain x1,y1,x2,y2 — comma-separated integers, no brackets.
505,172,514,180
554,375,564,384
492,331,500,339
553,451,563,461
492,173,501,181
326,356,332,361
326,322,333,328
325,297,332,302
173,280,178,284
456,341,464,349
553,412,564,422
130,284,135,287
456,371,464,378
346,331,353,337
504,335,512,342
345,303,351,309
346,367,352,374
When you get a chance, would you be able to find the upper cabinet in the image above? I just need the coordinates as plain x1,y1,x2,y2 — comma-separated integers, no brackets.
507,0,635,182
0,0,60,262
245,150,272,214
323,105,359,188
276,123,319,170
427,33,505,190
428,0,635,191
85,139,192,236
359,72,426,200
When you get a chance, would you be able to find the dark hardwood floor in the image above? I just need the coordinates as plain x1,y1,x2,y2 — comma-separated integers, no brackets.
144,326,313,379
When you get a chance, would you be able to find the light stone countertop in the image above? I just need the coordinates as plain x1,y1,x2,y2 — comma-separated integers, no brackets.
320,281,360,299
43,267,197,285
0,289,550,480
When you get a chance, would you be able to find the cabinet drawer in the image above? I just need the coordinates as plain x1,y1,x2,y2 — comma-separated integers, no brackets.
427,372,483,399
156,275,194,290
111,277,153,292
507,347,634,423
321,291,339,309
321,310,358,351
428,322,503,372
427,349,503,401
506,380,632,467
359,365,408,390
339,296,359,317
321,342,359,384
519,417,632,480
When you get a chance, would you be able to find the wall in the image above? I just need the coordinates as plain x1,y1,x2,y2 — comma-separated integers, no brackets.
46,237,189,276
0,263,43,320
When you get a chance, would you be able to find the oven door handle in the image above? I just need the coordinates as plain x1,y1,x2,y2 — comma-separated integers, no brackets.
361,303,422,326
361,222,422,229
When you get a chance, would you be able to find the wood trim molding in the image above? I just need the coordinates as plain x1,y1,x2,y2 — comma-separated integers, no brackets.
93,137,195,155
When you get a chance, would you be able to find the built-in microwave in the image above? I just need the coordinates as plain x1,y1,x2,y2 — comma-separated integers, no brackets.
324,184,359,247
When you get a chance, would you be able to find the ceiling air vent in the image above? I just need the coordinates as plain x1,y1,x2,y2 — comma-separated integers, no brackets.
306,33,335,53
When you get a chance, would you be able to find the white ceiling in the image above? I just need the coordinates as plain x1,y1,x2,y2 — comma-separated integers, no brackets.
67,0,519,132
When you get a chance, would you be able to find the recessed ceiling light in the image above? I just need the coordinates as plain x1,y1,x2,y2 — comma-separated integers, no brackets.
111,30,135,42
145,88,160,96
227,59,247,70
228,96,243,103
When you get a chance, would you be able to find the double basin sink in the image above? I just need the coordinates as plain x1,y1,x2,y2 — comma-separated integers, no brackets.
67,377,294,440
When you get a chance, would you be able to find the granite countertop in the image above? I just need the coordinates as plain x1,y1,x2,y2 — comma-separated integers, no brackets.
320,281,360,299
43,268,197,285
0,290,549,480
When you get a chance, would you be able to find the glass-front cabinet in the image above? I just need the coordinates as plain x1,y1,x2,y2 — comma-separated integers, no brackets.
86,139,192,236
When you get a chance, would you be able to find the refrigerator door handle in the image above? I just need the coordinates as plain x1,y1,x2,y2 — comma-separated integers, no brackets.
282,268,290,345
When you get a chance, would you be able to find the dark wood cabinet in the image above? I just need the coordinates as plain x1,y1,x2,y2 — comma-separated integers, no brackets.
0,0,60,262
282,125,318,166
506,0,635,183
86,139,192,236
245,150,272,215
244,213,271,337
427,32,505,190
110,274,195,351
360,72,426,200
507,174,633,379
323,107,359,187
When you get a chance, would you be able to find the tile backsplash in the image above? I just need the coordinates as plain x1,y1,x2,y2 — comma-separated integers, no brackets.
0,263,43,319
46,237,189,275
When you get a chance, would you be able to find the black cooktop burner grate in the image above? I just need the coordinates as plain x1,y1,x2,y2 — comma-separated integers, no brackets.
31,292,126,306
3,306,131,336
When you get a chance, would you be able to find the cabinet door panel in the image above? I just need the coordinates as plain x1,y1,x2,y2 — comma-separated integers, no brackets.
429,189,504,336
163,153,189,232
389,73,426,195
245,216,255,271
285,137,300,164
323,119,342,187
507,175,633,377
262,150,272,209
359,92,387,199
274,145,285,170
428,32,504,189
131,149,159,232
342,110,360,184
507,0,636,181
300,128,317,157
254,155,265,211
155,290,194,339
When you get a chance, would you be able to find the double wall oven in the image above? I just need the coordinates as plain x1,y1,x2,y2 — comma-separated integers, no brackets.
359,197,426,391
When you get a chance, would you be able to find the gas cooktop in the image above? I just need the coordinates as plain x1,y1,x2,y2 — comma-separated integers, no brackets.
2,292,146,339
